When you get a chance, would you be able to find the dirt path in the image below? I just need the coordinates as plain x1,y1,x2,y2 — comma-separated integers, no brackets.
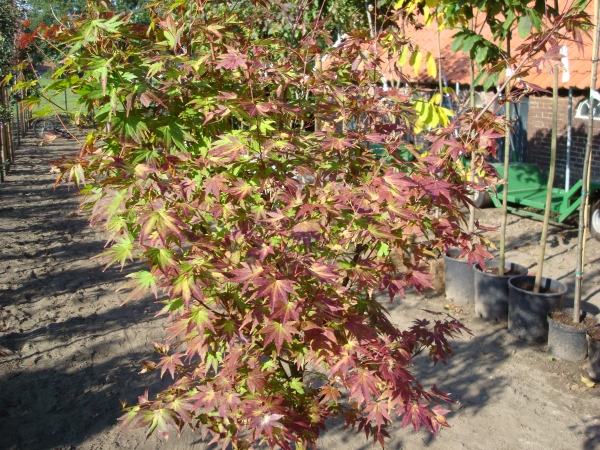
1,136,600,449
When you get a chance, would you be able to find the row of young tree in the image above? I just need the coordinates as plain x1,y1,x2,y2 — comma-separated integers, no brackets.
11,0,592,448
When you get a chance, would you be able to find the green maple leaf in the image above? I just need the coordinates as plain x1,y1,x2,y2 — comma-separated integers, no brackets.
98,235,134,269
138,209,185,244
146,248,176,271
189,306,216,335
288,377,304,395
120,270,158,300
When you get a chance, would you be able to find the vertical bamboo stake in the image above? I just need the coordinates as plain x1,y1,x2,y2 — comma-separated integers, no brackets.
15,97,21,147
6,120,14,166
467,18,476,232
467,63,476,232
573,0,600,321
437,31,444,100
0,122,5,181
0,87,9,179
315,56,322,133
499,33,511,276
5,88,14,164
534,68,560,293
20,88,26,137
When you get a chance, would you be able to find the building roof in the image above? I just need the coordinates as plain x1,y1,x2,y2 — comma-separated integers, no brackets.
402,3,597,91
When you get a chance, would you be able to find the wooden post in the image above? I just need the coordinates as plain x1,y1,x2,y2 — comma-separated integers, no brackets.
20,88,26,137
6,119,14,165
15,96,21,147
0,88,8,181
3,88,13,165
0,122,7,181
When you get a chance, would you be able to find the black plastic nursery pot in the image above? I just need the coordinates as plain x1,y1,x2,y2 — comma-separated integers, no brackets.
587,327,600,381
508,275,567,343
473,260,528,322
547,308,598,361
443,249,474,304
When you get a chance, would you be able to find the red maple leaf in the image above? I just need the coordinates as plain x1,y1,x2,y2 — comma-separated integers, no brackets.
319,384,341,404
320,136,356,151
364,400,392,430
157,352,184,379
303,323,337,352
467,244,493,269
203,174,229,199
308,262,341,283
381,275,406,301
261,320,297,354
250,413,284,439
190,383,218,410
430,404,451,436
328,351,356,378
400,402,432,433
215,51,248,70
218,391,241,417
381,170,419,189
272,300,300,323
406,266,435,291
229,262,264,288
349,369,379,405
255,278,297,309
246,367,270,394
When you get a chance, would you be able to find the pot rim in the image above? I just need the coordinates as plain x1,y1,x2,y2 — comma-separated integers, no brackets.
587,326,600,342
443,248,467,261
508,275,567,297
547,307,598,333
473,260,528,279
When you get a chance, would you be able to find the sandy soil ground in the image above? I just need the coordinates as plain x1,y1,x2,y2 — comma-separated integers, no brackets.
1,135,600,450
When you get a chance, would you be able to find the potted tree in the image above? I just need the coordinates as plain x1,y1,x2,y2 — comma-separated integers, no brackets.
509,67,567,344
548,0,600,362
470,30,529,321
442,4,547,309
585,0,600,372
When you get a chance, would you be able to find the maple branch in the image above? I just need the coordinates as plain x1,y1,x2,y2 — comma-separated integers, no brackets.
278,355,303,379
197,298,227,318
342,243,367,287
472,13,566,127
25,56,82,145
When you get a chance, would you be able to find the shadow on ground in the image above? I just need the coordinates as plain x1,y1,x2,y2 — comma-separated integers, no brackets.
0,290,170,450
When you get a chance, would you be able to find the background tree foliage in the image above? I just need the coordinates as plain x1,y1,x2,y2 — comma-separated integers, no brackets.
24,0,150,27
398,0,591,90
0,0,21,79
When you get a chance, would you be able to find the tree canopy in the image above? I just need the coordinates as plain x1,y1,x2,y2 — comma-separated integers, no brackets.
24,0,150,27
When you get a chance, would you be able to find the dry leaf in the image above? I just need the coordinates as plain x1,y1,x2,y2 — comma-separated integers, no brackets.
581,375,596,388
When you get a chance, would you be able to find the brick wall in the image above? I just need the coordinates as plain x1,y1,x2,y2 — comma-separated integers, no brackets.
526,94,600,188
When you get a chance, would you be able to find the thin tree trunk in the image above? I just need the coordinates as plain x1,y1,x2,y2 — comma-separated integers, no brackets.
315,56,322,133
499,33,511,276
437,30,444,100
534,68,559,292
364,0,375,38
467,40,476,233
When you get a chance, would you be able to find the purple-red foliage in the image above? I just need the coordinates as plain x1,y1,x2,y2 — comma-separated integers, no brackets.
22,0,590,448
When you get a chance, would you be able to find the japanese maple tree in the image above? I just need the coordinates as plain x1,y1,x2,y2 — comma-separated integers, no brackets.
17,0,588,448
